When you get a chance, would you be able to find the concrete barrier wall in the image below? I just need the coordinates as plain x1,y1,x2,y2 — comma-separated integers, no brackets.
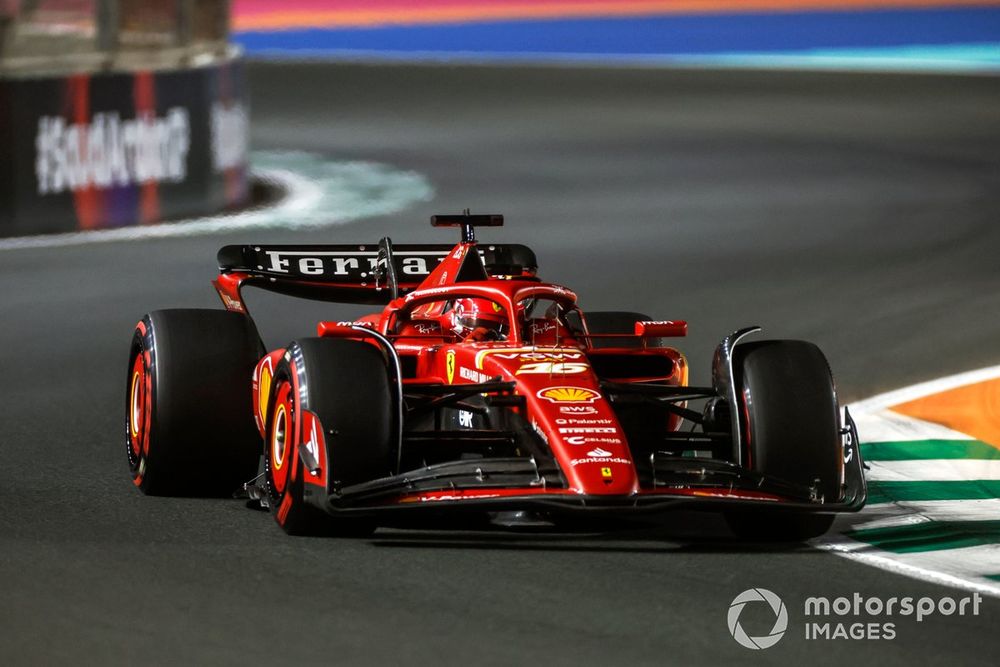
0,55,248,236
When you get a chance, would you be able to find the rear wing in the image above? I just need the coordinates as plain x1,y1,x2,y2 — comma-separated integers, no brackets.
215,242,538,306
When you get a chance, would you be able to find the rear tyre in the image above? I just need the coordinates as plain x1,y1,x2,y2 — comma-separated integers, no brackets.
126,309,263,496
581,311,659,349
725,340,842,541
265,338,396,536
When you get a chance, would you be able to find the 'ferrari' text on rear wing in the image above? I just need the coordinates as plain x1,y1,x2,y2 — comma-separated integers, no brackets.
219,243,536,283
213,242,539,308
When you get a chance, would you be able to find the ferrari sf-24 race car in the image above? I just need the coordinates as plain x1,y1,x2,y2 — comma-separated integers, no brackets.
126,214,866,538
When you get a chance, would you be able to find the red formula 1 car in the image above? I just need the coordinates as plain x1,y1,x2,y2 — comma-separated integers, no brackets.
126,214,866,539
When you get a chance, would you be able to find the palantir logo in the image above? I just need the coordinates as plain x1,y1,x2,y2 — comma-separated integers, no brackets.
728,588,788,650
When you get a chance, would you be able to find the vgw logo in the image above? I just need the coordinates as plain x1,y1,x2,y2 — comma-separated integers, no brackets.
727,589,788,650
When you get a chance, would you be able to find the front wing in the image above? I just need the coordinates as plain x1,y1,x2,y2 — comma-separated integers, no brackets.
311,409,867,518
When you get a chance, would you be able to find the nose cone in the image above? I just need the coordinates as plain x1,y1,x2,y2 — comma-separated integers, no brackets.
477,348,639,495
529,386,639,495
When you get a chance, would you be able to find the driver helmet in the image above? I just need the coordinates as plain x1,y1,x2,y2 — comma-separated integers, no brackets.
446,298,508,340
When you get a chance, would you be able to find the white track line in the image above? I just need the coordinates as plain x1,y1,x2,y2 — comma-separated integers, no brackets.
879,545,1000,591
813,364,1000,598
830,538,1000,574
846,499,1000,532
0,151,434,251
852,410,976,443
0,167,313,251
246,50,1000,76
818,538,1000,599
850,364,1000,415
866,459,1000,482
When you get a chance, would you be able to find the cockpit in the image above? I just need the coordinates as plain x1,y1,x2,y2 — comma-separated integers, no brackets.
393,290,580,346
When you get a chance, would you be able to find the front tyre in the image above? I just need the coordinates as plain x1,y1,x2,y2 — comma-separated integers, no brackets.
725,340,842,541
264,338,396,536
265,374,336,535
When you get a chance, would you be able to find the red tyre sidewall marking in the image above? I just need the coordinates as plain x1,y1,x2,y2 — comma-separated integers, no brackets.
270,380,294,495
129,355,145,457
271,360,305,527
141,349,152,456
130,322,154,487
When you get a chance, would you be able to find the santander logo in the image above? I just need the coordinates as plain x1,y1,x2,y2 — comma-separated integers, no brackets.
587,448,612,457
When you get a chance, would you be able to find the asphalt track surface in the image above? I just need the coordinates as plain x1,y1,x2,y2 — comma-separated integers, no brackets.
2,63,1000,665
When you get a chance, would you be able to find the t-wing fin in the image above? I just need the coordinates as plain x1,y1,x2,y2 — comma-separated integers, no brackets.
431,211,503,243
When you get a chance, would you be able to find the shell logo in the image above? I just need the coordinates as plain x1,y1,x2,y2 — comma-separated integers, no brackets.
537,386,600,404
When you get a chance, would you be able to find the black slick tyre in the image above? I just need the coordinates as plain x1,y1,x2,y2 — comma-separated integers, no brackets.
126,309,263,496
725,340,842,541
264,338,396,536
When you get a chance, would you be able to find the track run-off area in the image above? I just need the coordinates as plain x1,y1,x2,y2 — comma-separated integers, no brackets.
819,366,1000,597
